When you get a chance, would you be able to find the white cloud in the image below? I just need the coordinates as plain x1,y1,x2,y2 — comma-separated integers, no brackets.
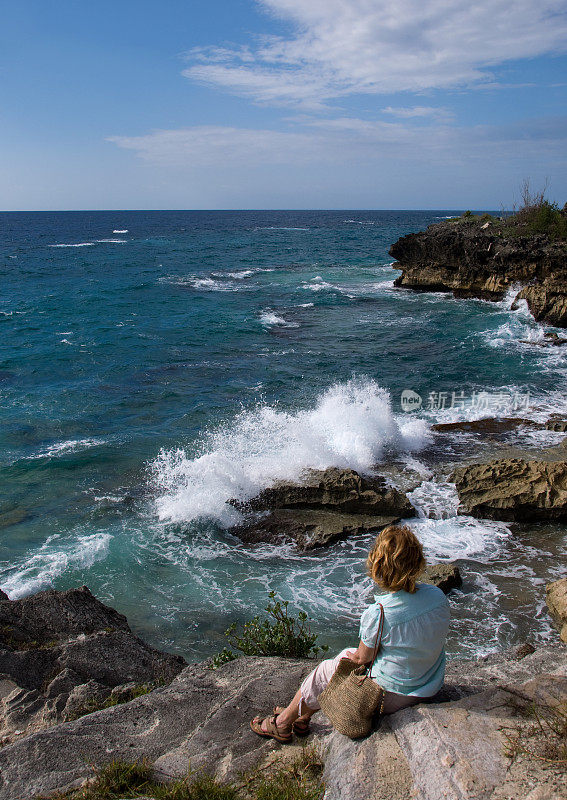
182,0,567,108
108,126,324,166
109,115,567,171
381,106,454,121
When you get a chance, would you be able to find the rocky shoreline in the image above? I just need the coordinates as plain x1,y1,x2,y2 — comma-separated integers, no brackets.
389,215,567,327
0,584,565,799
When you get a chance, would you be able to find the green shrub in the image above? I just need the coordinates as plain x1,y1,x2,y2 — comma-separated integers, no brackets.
223,592,328,659
210,647,238,670
504,180,567,240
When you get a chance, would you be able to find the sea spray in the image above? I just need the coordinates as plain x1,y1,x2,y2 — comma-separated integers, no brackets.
150,378,430,525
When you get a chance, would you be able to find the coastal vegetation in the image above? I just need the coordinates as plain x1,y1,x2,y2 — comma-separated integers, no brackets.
212,592,328,669
503,697,567,766
46,747,325,800
450,182,567,240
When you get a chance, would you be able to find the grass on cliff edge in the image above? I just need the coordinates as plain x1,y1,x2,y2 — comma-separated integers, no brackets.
503,697,567,768
450,181,567,241
42,746,324,800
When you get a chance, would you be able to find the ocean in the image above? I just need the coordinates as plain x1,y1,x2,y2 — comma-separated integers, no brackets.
1,210,565,660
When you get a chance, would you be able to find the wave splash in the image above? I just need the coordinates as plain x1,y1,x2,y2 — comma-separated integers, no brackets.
150,379,429,526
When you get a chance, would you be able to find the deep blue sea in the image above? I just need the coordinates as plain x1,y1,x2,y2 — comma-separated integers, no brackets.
1,210,565,660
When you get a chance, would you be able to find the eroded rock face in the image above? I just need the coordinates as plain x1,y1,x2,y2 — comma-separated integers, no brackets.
0,644,565,800
451,458,567,521
0,586,186,745
230,468,414,549
389,220,567,327
547,578,567,643
232,509,400,550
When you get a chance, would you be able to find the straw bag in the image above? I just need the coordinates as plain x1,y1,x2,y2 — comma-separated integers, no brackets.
318,603,385,739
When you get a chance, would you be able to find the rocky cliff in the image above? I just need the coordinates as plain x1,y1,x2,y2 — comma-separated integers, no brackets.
0,587,565,800
389,217,567,326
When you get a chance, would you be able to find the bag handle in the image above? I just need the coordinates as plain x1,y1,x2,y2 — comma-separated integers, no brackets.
366,602,384,674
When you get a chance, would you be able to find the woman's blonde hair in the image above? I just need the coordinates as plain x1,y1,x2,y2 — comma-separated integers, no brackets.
366,525,425,593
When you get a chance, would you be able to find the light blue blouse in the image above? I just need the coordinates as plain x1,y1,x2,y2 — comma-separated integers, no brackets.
359,583,450,697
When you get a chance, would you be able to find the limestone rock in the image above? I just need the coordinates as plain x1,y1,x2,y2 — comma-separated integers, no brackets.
546,578,567,643
230,467,413,548
451,458,567,521
0,656,319,799
389,219,567,327
322,720,413,800
421,563,462,594
231,509,399,550
0,643,565,800
0,586,186,744
390,673,567,800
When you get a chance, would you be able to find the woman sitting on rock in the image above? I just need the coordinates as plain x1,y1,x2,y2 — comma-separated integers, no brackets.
251,525,451,742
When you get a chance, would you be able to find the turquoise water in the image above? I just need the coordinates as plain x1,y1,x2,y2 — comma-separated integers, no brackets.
1,211,565,660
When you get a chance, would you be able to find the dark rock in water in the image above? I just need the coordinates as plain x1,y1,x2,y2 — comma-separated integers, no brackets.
545,417,567,432
230,467,413,549
421,564,462,594
546,578,567,643
0,586,186,745
232,467,413,517
432,417,538,437
451,458,567,521
232,509,400,550
543,330,567,345
514,642,536,660
0,585,130,649
389,218,567,327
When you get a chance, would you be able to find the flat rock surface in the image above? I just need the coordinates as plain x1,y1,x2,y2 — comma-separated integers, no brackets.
1,645,565,800
0,656,318,799
390,672,567,800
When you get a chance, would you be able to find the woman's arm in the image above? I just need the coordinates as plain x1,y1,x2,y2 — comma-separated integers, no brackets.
346,640,376,665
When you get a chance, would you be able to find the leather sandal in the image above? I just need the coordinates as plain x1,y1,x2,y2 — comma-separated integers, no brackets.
273,705,311,738
250,714,293,743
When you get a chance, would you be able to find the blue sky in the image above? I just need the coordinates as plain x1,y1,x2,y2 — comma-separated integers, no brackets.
1,0,566,209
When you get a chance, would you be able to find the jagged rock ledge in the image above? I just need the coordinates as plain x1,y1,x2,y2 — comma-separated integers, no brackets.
451,457,567,521
229,467,414,549
389,217,567,327
0,585,565,800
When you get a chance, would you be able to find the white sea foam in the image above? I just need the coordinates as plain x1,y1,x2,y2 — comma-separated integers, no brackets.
406,481,512,561
301,277,335,292
25,438,106,460
113,229,128,233
49,238,127,247
255,226,310,231
150,378,430,526
50,242,96,248
259,310,299,328
0,532,111,600
481,286,558,351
